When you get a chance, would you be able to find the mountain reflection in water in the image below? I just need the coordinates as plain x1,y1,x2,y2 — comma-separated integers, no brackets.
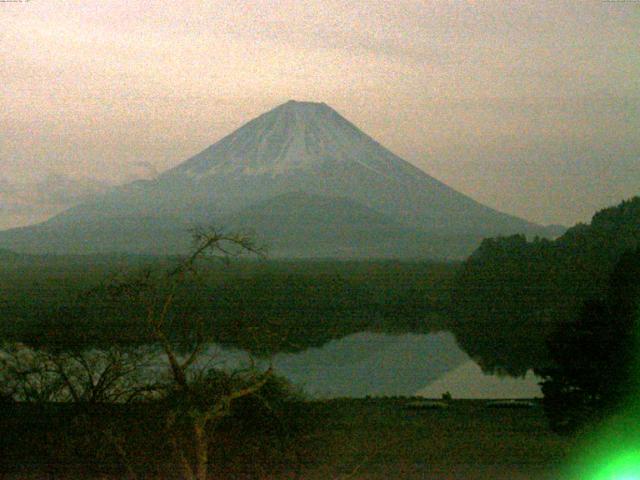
199,331,542,399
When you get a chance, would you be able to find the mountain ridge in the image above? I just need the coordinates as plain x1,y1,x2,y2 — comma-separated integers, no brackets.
0,100,561,258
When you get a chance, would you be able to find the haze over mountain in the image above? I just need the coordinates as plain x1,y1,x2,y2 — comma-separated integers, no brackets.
0,174,111,230
0,101,561,258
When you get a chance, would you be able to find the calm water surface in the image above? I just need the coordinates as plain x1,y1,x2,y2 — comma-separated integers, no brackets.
199,331,542,399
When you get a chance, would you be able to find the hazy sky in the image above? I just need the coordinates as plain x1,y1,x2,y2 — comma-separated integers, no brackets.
1,0,639,229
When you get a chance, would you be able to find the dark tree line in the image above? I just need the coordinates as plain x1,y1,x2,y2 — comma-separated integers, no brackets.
539,248,640,433
450,197,640,376
450,197,640,432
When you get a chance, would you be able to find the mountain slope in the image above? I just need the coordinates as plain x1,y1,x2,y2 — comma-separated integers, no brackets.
157,100,541,234
0,100,556,257
222,192,483,258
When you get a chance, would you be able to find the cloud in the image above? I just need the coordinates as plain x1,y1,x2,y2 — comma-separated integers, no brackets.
0,174,112,229
125,161,159,181
32,173,111,206
0,178,17,195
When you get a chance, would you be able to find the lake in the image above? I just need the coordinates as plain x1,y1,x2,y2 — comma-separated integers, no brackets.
198,331,542,399
1,331,542,400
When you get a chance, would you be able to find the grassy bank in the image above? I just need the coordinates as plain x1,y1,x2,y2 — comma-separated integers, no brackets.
298,398,572,479
1,398,573,479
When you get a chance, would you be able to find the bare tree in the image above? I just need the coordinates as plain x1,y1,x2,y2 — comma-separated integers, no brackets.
0,343,67,402
0,227,293,479
0,343,156,404
100,226,274,480
51,347,158,404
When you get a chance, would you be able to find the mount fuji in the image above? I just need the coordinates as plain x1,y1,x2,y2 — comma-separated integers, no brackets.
0,101,560,258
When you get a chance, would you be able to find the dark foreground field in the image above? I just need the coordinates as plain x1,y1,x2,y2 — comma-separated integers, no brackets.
296,399,572,480
1,398,573,479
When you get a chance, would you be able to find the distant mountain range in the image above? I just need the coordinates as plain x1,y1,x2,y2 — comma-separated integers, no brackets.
0,101,563,258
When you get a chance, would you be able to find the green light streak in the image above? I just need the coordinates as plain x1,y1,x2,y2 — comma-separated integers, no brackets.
563,310,640,480
590,451,640,480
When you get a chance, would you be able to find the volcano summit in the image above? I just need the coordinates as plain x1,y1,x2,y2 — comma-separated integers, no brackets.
0,101,558,258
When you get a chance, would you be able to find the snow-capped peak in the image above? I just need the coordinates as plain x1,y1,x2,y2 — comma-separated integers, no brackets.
164,100,391,180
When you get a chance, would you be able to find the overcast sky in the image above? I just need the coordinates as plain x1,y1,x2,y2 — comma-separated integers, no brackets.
1,0,639,229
